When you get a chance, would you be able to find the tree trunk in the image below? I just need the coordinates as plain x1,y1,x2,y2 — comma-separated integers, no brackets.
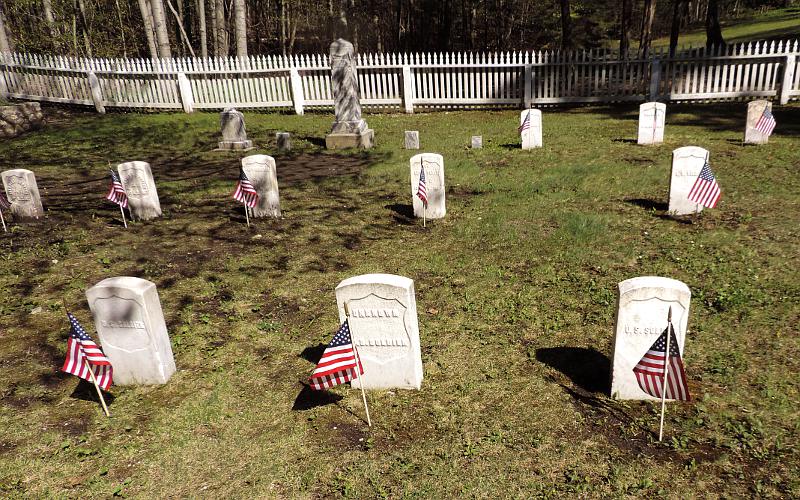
151,0,173,59
197,0,207,57
0,5,12,53
166,0,196,56
559,0,572,50
210,0,218,54
77,0,94,57
280,0,286,54
639,0,657,57
705,0,724,50
138,0,159,59
669,0,687,57
233,0,247,57
115,0,129,56
43,0,60,49
619,0,631,58
214,0,227,56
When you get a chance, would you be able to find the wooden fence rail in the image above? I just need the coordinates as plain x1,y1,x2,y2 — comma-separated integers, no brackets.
1,39,797,114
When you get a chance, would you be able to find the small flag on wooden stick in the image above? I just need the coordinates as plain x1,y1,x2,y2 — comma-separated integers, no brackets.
233,168,259,227
687,157,721,209
0,189,10,232
106,168,129,228
518,110,531,134
62,311,113,416
417,165,428,227
754,107,776,137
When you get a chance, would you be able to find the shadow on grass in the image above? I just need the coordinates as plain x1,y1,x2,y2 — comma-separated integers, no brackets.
384,203,415,225
292,383,343,410
70,379,115,406
536,347,610,394
625,198,668,211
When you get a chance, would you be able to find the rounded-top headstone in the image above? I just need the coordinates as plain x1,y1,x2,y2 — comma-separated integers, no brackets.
335,274,423,390
637,102,666,145
86,277,176,385
744,100,772,144
241,154,280,218
1,168,44,220
117,161,162,221
610,276,691,400
410,153,446,219
520,109,543,149
668,146,709,216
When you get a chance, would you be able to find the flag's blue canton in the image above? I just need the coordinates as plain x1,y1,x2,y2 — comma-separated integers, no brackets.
69,313,93,341
329,321,352,347
651,327,681,357
697,163,715,182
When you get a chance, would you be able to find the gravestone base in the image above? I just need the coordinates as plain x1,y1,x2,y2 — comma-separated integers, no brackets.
325,129,374,150
217,140,254,151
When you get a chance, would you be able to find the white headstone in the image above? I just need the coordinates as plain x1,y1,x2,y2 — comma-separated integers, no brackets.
610,276,691,400
219,107,253,150
520,109,543,149
744,100,771,144
404,131,420,150
1,168,43,220
241,155,280,218
668,146,708,216
471,136,483,149
410,153,445,219
276,132,291,152
86,277,176,385
335,274,423,390
117,161,162,221
637,102,666,145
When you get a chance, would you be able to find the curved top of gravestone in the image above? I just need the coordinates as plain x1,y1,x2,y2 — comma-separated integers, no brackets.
337,273,413,290
117,160,151,170
410,152,444,163
222,107,238,113
640,101,666,111
1,168,35,176
747,99,770,109
618,276,690,296
90,276,156,293
672,145,708,157
330,38,354,57
241,154,275,167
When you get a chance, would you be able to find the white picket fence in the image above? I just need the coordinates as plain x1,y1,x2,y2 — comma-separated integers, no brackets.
0,39,798,114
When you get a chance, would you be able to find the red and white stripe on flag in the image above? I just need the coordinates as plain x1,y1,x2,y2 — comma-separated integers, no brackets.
687,163,721,209
62,337,113,390
633,350,690,401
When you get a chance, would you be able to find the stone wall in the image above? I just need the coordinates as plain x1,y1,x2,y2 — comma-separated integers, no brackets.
0,102,44,138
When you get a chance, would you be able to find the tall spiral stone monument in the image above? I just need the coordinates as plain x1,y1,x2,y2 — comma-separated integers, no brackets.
325,39,374,149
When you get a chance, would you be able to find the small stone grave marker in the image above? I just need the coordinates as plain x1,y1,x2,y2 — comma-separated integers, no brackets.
404,131,420,150
637,102,666,145
668,146,708,216
610,276,691,400
86,277,176,385
471,136,483,149
520,109,543,149
218,107,253,150
744,100,772,145
1,168,43,220
241,155,280,218
410,153,446,219
117,161,162,221
276,132,291,152
335,274,423,389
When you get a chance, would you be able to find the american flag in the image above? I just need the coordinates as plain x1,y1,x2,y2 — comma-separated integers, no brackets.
754,107,776,136
62,313,113,391
632,325,690,401
687,160,721,208
106,169,128,208
309,320,364,390
233,168,259,208
518,110,531,134
416,166,428,207
0,189,10,209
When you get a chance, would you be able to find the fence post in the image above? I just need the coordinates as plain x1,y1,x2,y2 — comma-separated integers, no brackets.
523,63,532,108
86,71,106,114
779,54,797,105
648,58,662,101
177,72,194,113
289,68,305,115
402,65,414,114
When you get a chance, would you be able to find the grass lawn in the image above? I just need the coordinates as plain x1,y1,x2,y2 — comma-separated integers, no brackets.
648,7,800,48
0,102,798,497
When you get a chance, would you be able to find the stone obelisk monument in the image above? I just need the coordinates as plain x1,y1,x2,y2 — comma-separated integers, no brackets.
325,39,374,149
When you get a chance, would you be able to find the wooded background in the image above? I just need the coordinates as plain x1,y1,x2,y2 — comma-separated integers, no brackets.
0,0,795,58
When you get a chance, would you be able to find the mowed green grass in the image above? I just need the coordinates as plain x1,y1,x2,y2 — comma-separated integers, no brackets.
0,102,798,498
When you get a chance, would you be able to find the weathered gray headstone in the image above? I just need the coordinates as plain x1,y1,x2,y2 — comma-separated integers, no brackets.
471,136,483,149
218,107,253,150
241,155,280,218
520,109,542,149
117,161,162,221
637,102,666,145
668,146,708,216
610,276,691,400
1,168,43,220
86,277,176,385
404,131,420,150
276,132,292,152
744,100,772,145
410,153,446,219
335,274,423,390
325,39,374,149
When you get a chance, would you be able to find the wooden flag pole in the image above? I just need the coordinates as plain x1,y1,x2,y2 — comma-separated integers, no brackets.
423,204,426,228
344,301,371,427
658,306,673,442
119,204,127,229
62,299,111,418
245,206,251,227
0,208,6,232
